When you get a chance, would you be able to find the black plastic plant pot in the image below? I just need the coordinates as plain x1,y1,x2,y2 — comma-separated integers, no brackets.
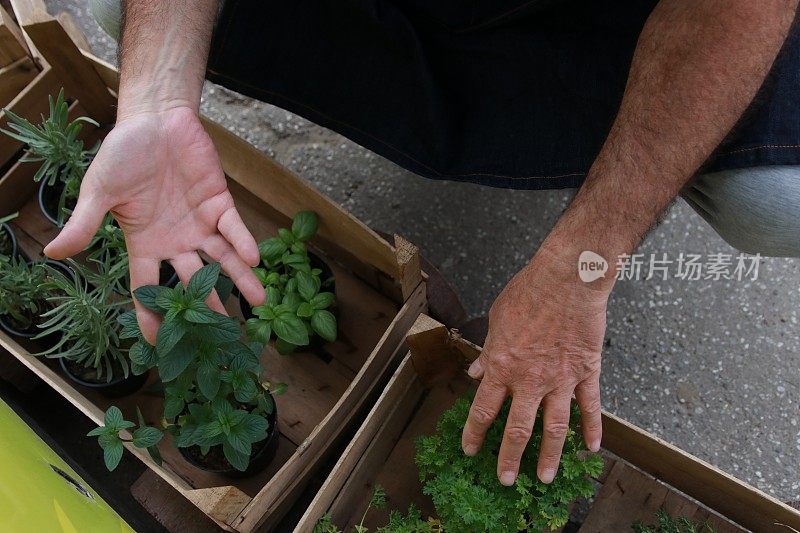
0,313,38,339
239,251,337,321
0,223,18,258
0,260,75,340
59,358,149,398
178,398,279,478
38,180,72,227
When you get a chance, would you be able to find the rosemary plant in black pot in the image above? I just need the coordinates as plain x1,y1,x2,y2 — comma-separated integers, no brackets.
36,260,146,397
0,89,99,226
0,256,55,339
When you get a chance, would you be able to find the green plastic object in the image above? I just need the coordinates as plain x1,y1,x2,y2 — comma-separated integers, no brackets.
0,398,133,532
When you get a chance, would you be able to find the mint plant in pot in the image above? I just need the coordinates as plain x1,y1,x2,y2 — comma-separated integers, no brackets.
1,89,99,226
36,260,146,397
90,263,286,476
245,211,338,355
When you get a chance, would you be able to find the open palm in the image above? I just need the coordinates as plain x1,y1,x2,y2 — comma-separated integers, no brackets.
44,107,265,343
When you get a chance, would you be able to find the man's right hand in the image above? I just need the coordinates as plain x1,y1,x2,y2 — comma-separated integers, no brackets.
44,107,266,343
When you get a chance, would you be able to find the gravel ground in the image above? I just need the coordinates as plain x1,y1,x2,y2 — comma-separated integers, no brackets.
45,0,800,504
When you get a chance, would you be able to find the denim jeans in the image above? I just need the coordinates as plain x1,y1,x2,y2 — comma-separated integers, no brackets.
684,166,800,257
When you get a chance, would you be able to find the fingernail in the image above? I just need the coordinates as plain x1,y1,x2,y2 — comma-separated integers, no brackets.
467,359,482,379
589,439,601,452
463,443,478,456
499,471,516,486
540,468,556,484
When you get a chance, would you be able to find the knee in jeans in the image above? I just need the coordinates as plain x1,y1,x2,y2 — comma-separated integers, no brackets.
688,166,800,258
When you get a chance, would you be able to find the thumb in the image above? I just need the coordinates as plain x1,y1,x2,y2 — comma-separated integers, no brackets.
43,190,110,259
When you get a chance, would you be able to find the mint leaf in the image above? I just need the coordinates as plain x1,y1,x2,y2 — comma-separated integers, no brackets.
258,238,287,264
272,314,309,346
133,285,167,313
223,442,249,472
296,271,317,301
311,309,337,342
158,335,195,382
129,340,157,374
205,314,242,344
104,406,125,429
239,413,268,442
197,361,221,399
103,439,124,471
87,426,109,437
132,426,163,448
291,211,318,241
156,315,188,355
117,310,141,339
164,395,185,419
310,292,335,310
245,318,272,345
184,301,217,324
186,263,220,301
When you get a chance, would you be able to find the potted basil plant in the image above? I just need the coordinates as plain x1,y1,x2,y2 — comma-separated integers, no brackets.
244,211,338,354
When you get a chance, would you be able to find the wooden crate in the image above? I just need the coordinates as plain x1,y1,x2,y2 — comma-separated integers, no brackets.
296,315,800,533
0,2,39,169
0,6,427,531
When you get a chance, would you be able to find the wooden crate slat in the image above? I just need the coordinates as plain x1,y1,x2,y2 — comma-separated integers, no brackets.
0,56,37,108
579,460,743,533
11,3,115,124
131,471,221,533
0,4,29,67
0,65,59,171
300,351,423,528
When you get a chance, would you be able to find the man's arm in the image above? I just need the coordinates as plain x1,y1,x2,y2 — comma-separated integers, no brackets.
45,0,265,342
116,0,216,120
463,0,798,487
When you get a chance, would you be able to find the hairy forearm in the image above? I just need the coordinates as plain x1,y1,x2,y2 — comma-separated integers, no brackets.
117,0,220,120
543,0,797,286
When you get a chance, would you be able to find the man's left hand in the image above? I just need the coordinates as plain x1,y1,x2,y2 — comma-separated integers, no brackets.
461,243,608,486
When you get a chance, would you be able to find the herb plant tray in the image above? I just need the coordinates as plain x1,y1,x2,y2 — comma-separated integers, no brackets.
0,7,426,531
297,315,800,533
